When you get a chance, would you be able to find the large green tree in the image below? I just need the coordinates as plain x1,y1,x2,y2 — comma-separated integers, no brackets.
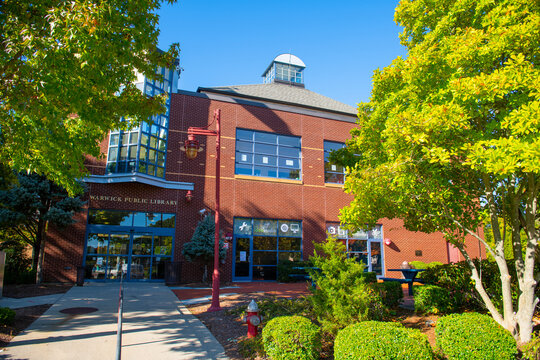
0,0,179,195
0,173,84,283
335,0,539,343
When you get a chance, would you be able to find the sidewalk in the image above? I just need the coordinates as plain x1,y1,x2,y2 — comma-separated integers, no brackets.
0,282,228,360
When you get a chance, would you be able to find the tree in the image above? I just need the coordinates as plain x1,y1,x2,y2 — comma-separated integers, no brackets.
334,0,539,344
182,215,227,283
0,0,179,195
0,173,84,283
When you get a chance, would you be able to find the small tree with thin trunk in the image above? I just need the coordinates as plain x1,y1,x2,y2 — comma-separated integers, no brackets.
182,214,227,283
0,173,84,283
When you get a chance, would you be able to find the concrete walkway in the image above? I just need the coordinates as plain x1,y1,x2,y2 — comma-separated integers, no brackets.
0,283,228,360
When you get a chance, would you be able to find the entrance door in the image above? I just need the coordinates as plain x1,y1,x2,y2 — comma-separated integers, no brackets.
234,237,251,280
85,231,173,281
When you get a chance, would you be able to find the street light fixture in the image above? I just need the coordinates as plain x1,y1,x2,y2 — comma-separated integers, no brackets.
180,109,222,312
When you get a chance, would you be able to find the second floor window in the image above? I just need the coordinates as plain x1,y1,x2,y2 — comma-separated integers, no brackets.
235,129,301,180
324,141,345,184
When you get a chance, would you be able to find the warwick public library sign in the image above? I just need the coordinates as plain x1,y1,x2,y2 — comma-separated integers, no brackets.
89,195,178,206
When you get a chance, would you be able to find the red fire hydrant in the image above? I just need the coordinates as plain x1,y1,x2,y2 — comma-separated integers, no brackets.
243,300,262,338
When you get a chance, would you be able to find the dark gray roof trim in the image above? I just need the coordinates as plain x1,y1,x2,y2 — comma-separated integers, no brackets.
84,173,194,190
197,83,357,117
176,90,357,123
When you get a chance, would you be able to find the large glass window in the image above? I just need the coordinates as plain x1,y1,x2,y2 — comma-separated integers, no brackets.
235,129,301,180
106,65,174,178
324,141,346,184
88,210,176,228
233,218,302,281
326,223,383,275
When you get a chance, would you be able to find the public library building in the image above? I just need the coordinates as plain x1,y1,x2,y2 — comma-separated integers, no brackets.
43,54,484,283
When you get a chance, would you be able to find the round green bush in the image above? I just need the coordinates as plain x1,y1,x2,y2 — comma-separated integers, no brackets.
334,321,434,360
0,307,16,326
415,284,455,314
436,312,517,360
262,315,321,360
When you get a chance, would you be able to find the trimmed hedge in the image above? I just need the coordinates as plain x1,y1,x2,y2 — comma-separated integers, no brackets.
262,315,321,360
0,308,15,326
373,281,403,308
414,285,455,314
436,313,517,360
334,321,434,360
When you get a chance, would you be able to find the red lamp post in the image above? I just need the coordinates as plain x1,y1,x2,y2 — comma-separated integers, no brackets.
181,109,222,312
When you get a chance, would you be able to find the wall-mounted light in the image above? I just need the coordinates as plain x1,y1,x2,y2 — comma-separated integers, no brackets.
384,238,392,246
185,190,193,203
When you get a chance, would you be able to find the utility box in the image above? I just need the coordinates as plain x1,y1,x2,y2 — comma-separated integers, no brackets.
164,261,182,285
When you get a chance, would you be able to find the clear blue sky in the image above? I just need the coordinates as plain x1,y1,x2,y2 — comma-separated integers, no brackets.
157,1,406,107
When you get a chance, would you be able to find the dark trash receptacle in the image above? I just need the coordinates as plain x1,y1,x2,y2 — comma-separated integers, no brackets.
164,261,182,285
76,266,85,286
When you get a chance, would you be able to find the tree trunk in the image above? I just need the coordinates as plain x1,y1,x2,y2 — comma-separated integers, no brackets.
202,264,208,284
31,241,40,271
35,220,47,284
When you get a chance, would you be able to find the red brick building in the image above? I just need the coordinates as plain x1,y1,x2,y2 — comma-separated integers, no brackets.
43,54,484,283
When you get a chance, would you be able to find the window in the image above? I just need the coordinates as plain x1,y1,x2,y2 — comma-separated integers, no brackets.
233,218,302,281
326,223,383,275
275,63,303,83
235,129,301,180
324,141,345,184
106,65,174,178
88,209,175,228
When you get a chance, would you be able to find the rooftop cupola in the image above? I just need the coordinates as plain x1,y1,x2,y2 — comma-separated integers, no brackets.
262,54,305,87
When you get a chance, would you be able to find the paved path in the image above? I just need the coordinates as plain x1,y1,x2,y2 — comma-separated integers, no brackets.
0,283,228,360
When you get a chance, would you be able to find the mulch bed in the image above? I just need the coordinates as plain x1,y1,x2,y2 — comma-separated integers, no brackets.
3,283,72,299
0,304,52,348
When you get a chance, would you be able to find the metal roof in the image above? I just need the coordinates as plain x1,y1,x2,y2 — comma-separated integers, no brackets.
198,83,357,116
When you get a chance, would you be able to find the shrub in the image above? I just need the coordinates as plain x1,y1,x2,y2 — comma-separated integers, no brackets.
414,285,455,314
277,260,312,283
436,312,517,360
409,261,443,278
521,331,540,360
334,321,434,360
0,241,35,285
238,336,265,359
309,236,386,334
0,307,16,326
372,281,403,308
262,315,321,360
227,297,313,323
421,259,525,312
358,272,377,283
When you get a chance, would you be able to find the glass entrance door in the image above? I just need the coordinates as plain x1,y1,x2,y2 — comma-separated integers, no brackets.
85,232,173,281
234,237,251,280
84,210,175,281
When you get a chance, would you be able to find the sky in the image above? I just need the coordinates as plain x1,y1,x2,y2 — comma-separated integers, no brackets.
156,1,407,108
